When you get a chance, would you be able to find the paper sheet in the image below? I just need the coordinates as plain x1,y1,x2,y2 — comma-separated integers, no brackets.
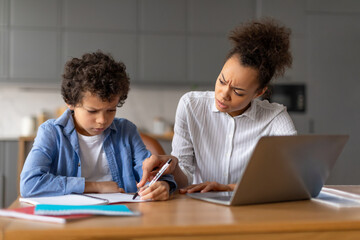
312,187,360,208
20,193,147,206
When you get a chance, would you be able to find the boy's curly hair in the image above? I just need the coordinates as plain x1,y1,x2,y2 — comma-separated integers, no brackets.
61,51,130,107
227,18,292,90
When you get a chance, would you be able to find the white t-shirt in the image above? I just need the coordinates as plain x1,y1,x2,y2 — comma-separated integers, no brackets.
171,91,297,185
77,133,112,182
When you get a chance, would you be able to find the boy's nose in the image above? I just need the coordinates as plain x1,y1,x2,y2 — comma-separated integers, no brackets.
96,113,107,125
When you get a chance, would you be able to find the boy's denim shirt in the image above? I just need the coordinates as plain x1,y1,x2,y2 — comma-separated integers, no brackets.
20,109,176,197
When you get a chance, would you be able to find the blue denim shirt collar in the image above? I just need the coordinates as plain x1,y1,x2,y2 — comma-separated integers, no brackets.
55,109,118,148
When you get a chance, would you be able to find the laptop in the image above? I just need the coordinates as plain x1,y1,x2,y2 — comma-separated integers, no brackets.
187,135,349,206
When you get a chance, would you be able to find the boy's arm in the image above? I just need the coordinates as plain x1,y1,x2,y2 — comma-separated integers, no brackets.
20,123,84,197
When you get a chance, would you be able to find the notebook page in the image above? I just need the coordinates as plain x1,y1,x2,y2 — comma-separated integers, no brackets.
19,194,107,206
85,193,149,203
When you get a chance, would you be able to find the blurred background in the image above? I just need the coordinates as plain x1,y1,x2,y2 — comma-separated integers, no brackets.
0,0,359,207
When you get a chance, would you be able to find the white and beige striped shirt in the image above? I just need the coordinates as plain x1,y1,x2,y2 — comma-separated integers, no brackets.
171,91,297,186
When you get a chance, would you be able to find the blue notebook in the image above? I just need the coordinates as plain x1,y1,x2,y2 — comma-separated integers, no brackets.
34,204,141,216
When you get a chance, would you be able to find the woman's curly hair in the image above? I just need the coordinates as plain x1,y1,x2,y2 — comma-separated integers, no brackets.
227,18,292,90
61,51,130,107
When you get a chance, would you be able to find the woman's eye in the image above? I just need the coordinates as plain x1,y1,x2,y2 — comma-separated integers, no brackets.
234,91,244,97
219,79,225,85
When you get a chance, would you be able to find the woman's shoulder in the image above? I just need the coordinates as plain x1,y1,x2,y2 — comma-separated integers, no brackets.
182,90,214,98
251,98,289,120
254,98,286,112
181,91,214,105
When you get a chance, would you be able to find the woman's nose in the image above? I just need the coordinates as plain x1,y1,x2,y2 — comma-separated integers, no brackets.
220,86,231,101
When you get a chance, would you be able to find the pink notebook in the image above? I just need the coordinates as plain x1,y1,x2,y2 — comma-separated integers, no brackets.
0,206,91,224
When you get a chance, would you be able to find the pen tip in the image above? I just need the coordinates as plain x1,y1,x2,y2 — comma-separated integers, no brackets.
132,193,138,200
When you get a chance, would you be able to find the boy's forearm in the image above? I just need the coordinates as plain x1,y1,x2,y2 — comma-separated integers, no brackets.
84,182,98,193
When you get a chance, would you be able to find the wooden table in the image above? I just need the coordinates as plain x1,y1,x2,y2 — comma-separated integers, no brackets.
2,186,360,240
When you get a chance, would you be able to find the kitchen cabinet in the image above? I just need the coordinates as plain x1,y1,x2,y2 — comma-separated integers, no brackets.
1,0,256,87
0,139,18,208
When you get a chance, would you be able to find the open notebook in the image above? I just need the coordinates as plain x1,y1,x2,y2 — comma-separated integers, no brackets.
187,135,349,206
20,192,147,206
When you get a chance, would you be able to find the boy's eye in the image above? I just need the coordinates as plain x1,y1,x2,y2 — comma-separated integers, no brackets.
108,109,116,112
87,110,97,113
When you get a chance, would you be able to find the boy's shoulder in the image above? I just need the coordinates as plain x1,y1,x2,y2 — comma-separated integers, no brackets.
39,118,58,130
112,117,134,126
111,118,137,132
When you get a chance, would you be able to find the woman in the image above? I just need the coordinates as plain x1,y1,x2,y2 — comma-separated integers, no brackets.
138,18,297,193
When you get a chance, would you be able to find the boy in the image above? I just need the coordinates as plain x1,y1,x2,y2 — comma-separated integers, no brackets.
20,51,176,200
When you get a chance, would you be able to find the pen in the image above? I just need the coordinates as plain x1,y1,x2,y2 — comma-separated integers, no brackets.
73,193,110,204
132,158,172,200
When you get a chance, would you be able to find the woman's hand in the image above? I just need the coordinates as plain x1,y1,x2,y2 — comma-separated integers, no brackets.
137,155,178,188
179,181,235,194
84,181,125,193
138,181,170,201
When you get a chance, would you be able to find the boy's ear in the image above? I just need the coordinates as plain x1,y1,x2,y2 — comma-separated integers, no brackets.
66,103,75,110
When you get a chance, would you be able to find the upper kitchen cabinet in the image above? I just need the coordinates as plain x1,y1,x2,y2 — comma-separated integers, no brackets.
188,0,255,34
0,0,9,80
258,0,307,83
62,0,138,81
259,0,307,36
63,32,138,84
10,30,59,84
0,29,7,80
139,0,187,32
1,0,61,86
63,0,137,31
185,0,255,86
1,0,257,87
10,0,58,27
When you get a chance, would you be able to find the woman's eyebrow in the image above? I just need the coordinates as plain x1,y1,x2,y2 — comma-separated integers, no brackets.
221,73,228,83
222,73,246,91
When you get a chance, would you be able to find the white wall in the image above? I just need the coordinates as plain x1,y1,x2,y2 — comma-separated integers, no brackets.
0,86,191,137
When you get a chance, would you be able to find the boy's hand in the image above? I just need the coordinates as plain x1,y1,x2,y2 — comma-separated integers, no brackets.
138,181,170,201
85,181,125,193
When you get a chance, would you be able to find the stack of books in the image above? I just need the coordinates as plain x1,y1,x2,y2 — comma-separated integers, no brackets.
0,192,144,224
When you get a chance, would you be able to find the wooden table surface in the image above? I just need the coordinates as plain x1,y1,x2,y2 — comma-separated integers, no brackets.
2,186,360,240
